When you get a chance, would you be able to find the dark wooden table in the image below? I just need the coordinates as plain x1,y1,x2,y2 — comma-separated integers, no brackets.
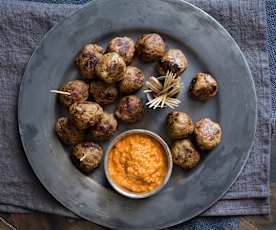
0,136,275,230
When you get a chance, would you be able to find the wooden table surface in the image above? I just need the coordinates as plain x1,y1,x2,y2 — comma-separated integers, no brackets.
0,136,275,230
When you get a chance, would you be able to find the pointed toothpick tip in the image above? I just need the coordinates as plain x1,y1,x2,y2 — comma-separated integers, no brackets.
50,90,71,95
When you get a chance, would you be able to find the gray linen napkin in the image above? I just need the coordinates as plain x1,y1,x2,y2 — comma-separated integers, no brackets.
0,0,270,218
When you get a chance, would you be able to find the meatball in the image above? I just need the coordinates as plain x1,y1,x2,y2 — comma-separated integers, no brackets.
59,80,89,107
96,52,126,83
118,66,144,94
156,48,188,76
75,43,104,80
90,80,118,106
69,101,103,130
72,142,103,174
194,118,222,150
189,73,218,100
106,36,135,64
115,95,144,123
135,33,165,62
166,112,194,139
55,117,85,145
171,139,200,169
90,112,118,141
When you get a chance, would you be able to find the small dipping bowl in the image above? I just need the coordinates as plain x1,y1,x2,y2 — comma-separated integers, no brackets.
104,129,173,199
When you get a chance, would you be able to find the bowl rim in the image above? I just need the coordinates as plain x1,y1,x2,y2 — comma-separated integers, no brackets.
104,129,173,199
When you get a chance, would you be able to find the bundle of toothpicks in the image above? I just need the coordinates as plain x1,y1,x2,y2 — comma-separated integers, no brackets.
144,71,183,109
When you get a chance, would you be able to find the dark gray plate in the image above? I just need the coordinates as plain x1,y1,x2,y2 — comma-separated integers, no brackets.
18,0,257,229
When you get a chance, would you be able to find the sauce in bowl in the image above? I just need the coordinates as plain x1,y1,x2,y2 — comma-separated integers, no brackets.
108,133,168,194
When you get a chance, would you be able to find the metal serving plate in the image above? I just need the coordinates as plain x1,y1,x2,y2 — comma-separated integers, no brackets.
18,0,256,229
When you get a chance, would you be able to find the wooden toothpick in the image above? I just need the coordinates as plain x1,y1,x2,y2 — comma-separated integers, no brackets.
50,90,71,95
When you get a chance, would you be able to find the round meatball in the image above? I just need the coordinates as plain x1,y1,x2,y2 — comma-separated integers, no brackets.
90,112,118,141
171,139,200,169
106,36,135,64
156,48,188,76
194,118,222,150
72,142,103,174
189,73,218,100
118,66,144,94
96,52,126,83
135,33,165,62
59,80,89,107
55,117,85,145
90,80,118,106
75,43,104,80
167,112,194,139
115,95,144,123
69,101,103,130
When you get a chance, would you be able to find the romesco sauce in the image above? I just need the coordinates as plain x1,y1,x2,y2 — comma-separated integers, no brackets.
108,133,168,193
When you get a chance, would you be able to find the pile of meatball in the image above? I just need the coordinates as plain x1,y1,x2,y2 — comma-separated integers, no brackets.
55,33,185,174
166,70,220,170
55,32,220,174
168,71,220,170
167,112,222,170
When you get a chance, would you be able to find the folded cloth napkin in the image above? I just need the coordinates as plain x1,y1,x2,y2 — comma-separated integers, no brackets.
267,0,276,120
0,0,270,225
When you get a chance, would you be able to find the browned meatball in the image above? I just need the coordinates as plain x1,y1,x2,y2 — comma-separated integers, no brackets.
135,33,165,62
167,112,194,139
118,66,144,94
90,80,118,106
72,142,103,174
90,112,118,141
156,48,188,76
194,118,222,150
55,117,85,145
115,95,144,123
96,52,126,83
106,36,135,65
75,43,104,80
189,73,218,100
171,139,200,169
69,101,103,130
59,80,89,107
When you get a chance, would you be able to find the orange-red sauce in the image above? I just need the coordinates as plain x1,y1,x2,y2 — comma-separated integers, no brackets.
108,134,168,193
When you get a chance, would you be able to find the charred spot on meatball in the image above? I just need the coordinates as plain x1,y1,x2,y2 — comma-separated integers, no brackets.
106,36,135,65
194,118,222,150
156,48,188,76
135,33,165,62
69,101,103,130
96,52,126,84
59,80,89,107
90,80,118,106
166,112,194,139
171,139,200,169
75,43,104,80
90,112,118,141
115,95,144,123
72,142,103,174
189,73,218,100
118,66,144,94
55,117,85,145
